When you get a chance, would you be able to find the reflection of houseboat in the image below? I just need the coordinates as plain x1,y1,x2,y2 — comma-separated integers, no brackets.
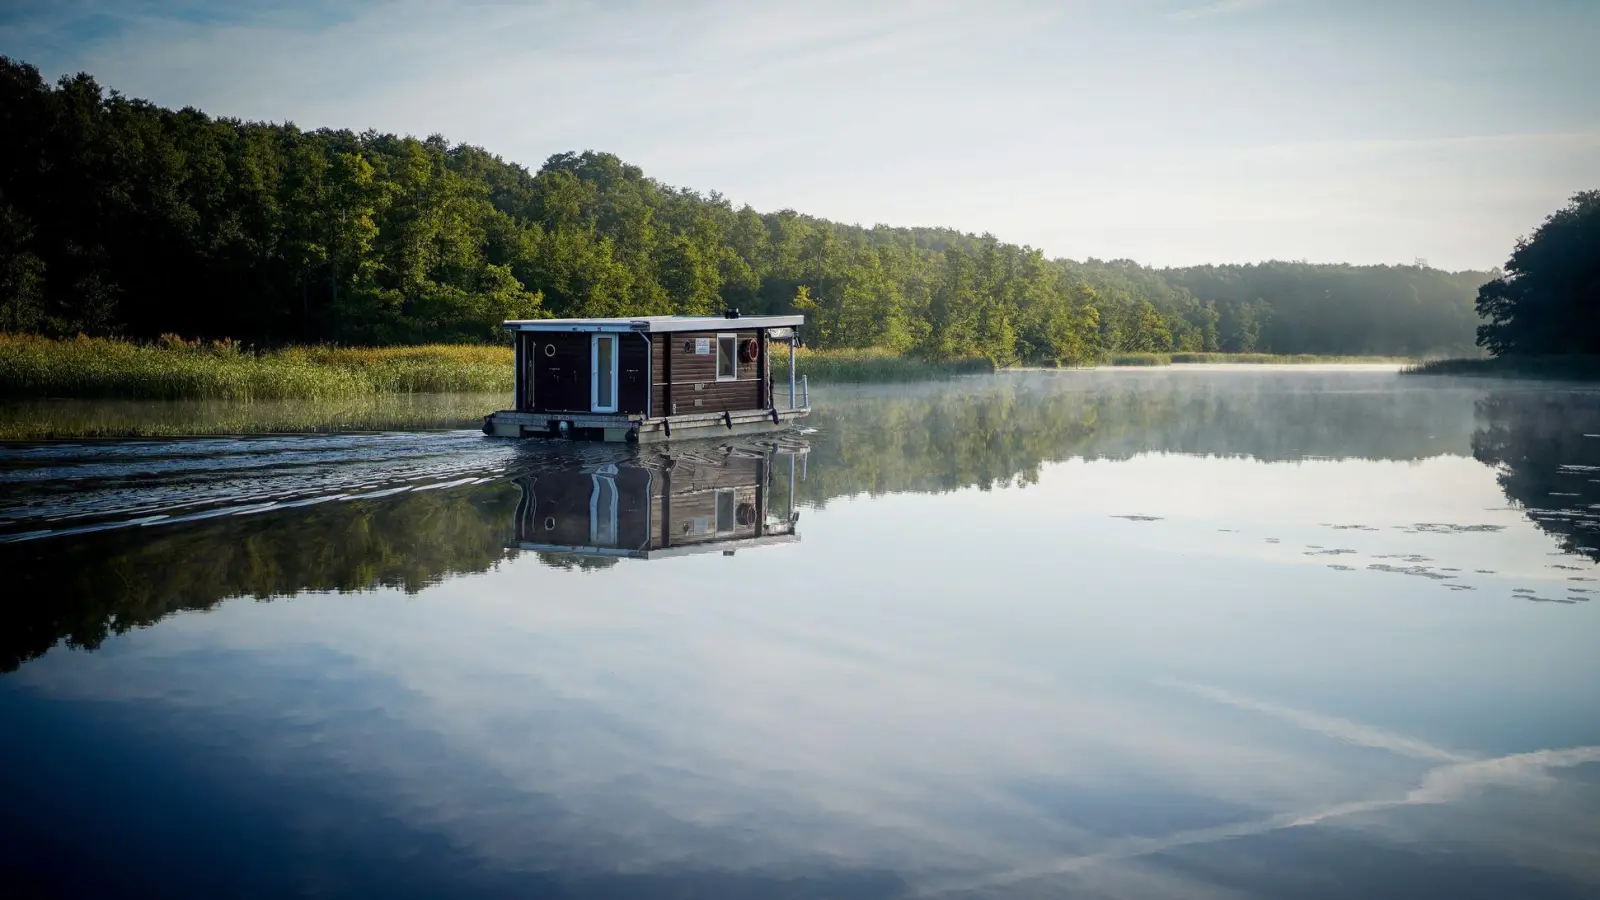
484,312,809,442
510,443,804,559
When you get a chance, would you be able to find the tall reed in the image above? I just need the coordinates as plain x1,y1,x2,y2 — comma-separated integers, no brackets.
1101,351,1411,367
773,347,993,383
1404,355,1600,378
0,335,514,400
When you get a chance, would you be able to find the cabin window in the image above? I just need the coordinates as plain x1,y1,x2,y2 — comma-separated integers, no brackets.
715,489,736,533
716,334,737,381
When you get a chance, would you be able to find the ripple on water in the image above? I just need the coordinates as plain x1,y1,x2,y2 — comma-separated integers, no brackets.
0,431,535,541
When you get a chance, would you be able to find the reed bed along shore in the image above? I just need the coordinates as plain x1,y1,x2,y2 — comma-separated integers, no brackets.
1099,351,1414,367
1404,355,1600,379
0,335,514,401
0,335,1422,411
774,347,993,382
0,337,997,407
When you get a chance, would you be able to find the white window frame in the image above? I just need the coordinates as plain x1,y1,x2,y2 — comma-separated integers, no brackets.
591,333,619,413
716,333,738,382
589,472,619,546
714,488,737,533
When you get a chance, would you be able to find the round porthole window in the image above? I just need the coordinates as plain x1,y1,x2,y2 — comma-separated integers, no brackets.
543,343,555,357
544,516,556,530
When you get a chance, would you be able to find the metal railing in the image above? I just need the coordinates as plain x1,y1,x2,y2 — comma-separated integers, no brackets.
784,335,809,412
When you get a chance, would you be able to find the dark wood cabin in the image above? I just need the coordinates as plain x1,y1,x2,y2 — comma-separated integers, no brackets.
508,447,801,559
485,314,808,442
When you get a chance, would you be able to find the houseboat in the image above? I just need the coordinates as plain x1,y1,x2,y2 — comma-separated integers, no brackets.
483,312,809,442
508,441,804,560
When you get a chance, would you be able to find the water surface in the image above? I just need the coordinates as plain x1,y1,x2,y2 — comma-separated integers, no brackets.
0,391,508,440
3,369,1598,899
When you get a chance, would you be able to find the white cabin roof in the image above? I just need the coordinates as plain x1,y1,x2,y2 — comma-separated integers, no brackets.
502,314,804,334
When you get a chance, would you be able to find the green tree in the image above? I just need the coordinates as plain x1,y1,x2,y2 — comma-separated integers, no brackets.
0,53,1497,360
1476,190,1600,356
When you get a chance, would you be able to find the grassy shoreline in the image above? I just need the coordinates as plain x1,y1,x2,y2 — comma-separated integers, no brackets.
0,335,513,400
1,336,1002,400
1404,356,1600,379
1,335,1424,402
774,347,993,382
1092,351,1412,367
0,336,1427,438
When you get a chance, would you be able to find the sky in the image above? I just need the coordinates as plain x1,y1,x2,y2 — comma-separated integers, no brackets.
2,0,1597,271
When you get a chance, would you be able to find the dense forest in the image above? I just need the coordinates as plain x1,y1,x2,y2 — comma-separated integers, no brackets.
1474,190,1599,356
1,57,1491,361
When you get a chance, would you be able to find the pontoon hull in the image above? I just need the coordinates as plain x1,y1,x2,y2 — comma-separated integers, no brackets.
483,407,810,443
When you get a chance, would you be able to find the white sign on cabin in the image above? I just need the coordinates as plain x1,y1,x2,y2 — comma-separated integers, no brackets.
694,338,711,355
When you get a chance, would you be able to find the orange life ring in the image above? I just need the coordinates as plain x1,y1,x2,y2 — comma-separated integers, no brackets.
742,338,760,362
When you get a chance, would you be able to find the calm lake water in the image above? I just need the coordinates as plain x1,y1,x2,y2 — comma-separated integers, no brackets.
3,368,1599,899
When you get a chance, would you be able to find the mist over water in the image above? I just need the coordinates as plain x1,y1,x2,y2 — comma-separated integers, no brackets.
2,368,1598,899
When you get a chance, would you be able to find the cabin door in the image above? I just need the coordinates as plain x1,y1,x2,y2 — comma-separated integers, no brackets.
590,334,618,413
589,466,619,546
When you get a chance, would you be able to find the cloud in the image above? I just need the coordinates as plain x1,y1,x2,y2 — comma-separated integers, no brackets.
1407,746,1600,804
1,1,1590,299
1167,0,1271,22
1160,681,1473,763
917,681,1600,896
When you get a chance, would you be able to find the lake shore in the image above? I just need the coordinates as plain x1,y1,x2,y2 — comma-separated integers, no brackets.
4,360,1421,441
3,336,1432,405
1404,356,1600,379
1088,351,1413,366
0,336,1429,440
0,335,514,401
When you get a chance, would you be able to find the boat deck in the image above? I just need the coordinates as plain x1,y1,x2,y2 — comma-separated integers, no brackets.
484,406,810,442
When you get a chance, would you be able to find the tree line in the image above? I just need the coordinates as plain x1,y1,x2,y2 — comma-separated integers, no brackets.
1,57,1491,360
1474,190,1599,356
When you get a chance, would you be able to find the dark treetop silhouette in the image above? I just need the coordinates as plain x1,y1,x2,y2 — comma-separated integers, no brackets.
1474,191,1600,357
